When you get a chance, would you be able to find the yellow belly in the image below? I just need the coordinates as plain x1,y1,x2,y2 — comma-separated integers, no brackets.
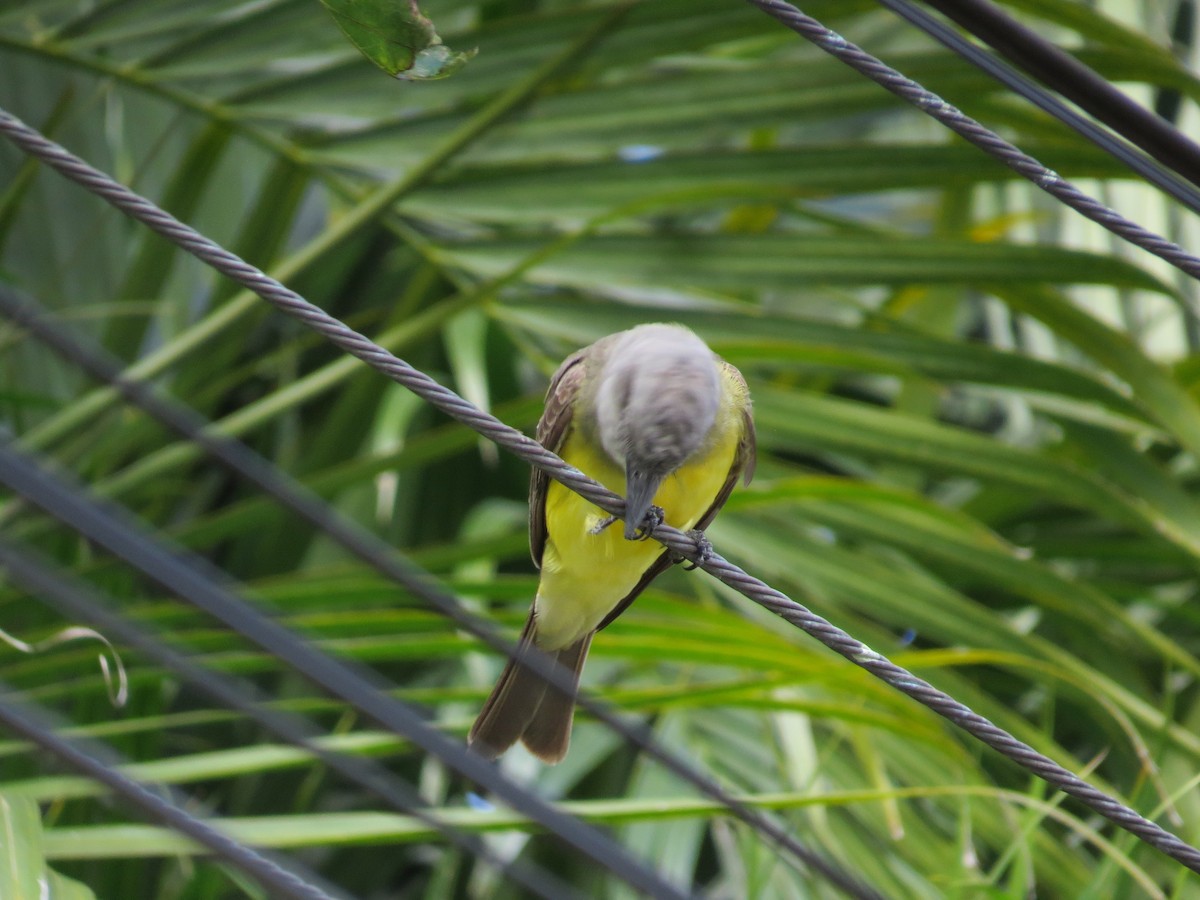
534,432,736,650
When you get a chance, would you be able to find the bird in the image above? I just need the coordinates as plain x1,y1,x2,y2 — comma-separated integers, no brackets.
468,323,756,763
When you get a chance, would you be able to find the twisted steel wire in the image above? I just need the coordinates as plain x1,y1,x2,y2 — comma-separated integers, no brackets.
2,93,1199,872
0,286,876,900
873,0,1200,215
743,0,1200,282
913,0,1200,189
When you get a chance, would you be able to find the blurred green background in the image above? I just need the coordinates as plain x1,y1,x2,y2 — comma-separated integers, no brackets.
2,0,1200,896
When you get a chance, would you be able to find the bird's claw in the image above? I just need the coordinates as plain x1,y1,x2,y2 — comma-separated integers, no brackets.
632,505,664,541
671,529,713,570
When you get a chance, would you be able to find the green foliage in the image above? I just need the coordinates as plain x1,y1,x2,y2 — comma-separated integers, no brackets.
319,0,476,79
1,0,1198,897
0,793,96,899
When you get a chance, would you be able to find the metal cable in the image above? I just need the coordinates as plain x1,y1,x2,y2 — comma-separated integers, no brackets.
0,437,689,900
918,0,1200,189
0,535,577,900
0,287,875,899
874,0,1200,215
0,106,1195,873
740,0,1200,283
0,684,349,900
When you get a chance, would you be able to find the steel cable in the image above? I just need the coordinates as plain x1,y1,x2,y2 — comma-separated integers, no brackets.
1,104,1196,872
0,685,350,900
0,436,690,900
873,0,1200,215
0,286,876,900
916,0,1200,189
741,0,1200,282
0,533,578,900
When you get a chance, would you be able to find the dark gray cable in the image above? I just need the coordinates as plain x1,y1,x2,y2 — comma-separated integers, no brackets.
0,437,689,900
0,685,349,900
0,288,876,900
0,104,1196,871
875,0,1200,215
0,535,577,900
918,0,1200,189
738,0,1200,282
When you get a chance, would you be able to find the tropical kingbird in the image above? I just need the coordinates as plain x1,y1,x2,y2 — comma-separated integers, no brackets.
469,323,756,762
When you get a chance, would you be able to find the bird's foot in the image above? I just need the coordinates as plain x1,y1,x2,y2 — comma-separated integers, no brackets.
631,505,664,541
671,529,713,570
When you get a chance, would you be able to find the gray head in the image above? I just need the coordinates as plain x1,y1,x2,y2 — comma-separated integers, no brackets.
592,324,721,538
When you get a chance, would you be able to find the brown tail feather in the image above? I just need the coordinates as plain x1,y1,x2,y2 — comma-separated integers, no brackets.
468,611,592,763
520,632,591,763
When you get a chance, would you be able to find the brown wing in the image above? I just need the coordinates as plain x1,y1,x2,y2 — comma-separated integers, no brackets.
529,349,588,569
596,362,756,631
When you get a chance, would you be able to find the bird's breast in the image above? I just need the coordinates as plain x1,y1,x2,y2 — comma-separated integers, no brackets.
533,425,737,650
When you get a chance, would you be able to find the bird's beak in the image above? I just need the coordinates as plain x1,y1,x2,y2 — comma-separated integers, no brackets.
624,467,664,540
